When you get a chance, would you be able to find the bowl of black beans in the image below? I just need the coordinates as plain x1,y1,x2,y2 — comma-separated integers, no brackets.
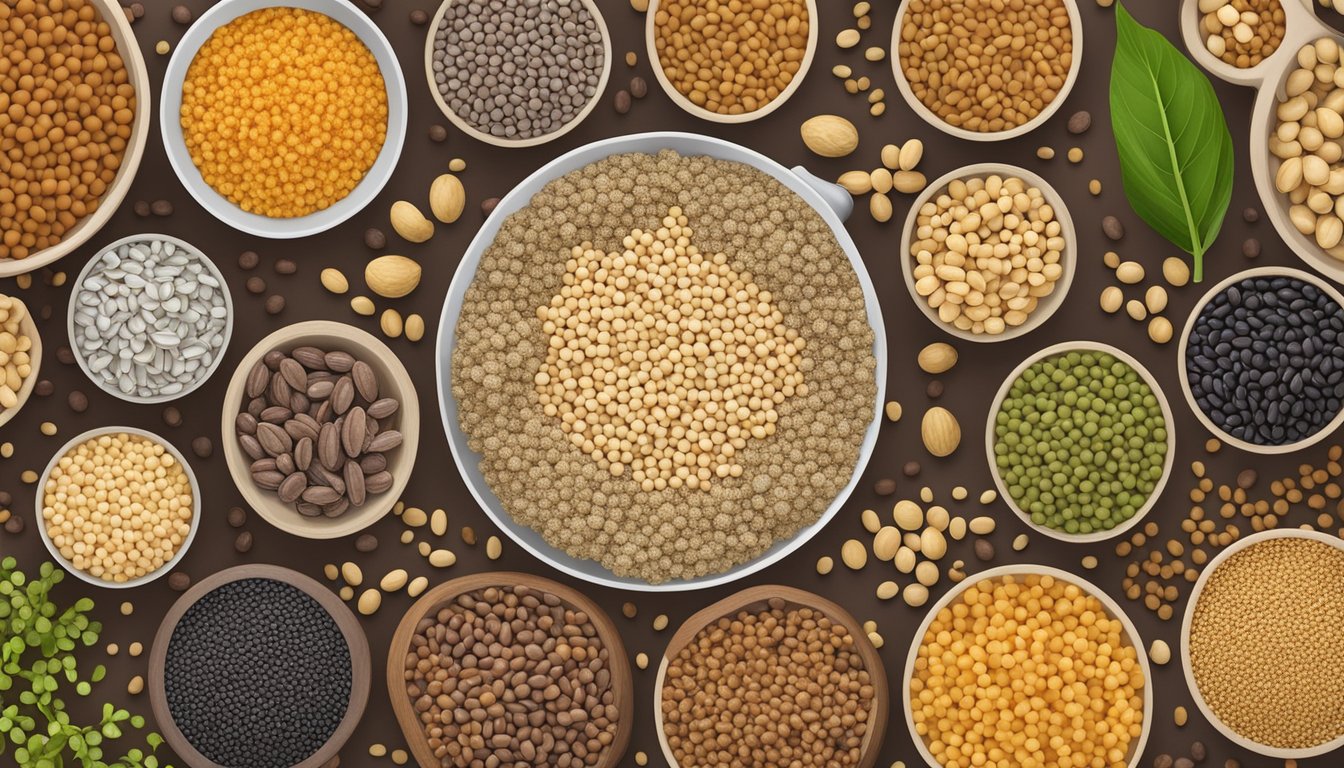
148,564,370,768
1179,267,1344,453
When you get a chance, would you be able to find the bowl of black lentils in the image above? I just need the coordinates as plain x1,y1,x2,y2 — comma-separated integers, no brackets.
1178,267,1344,453
148,564,370,768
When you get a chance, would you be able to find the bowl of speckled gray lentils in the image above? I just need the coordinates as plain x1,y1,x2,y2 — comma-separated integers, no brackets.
437,132,886,591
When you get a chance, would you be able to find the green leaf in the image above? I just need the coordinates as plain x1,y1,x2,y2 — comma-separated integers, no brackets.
1109,1,1234,282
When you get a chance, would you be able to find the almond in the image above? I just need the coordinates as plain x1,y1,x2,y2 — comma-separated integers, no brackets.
800,115,859,158
429,174,466,224
390,201,434,243
320,268,349,295
364,255,421,299
917,342,958,374
921,407,961,457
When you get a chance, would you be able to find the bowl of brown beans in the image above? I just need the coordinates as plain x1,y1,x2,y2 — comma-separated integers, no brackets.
890,0,1082,141
645,0,818,123
388,572,634,768
0,0,152,277
655,585,888,768
220,320,420,539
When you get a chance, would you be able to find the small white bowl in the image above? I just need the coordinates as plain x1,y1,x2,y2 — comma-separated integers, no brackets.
644,0,819,124
1181,528,1344,760
161,0,408,238
1177,266,1344,454
67,234,234,405
904,565,1153,768
899,163,1077,343
890,0,1083,141
35,427,202,589
985,341,1176,543
0,296,42,430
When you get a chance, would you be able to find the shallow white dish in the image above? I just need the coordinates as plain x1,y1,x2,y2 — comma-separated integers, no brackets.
435,131,883,592
160,0,408,238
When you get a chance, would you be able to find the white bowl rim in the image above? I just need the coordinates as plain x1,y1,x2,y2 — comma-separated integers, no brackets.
435,130,887,592
984,340,1177,543
643,0,820,124
0,295,42,429
34,426,202,589
1176,267,1344,454
898,162,1078,343
66,233,234,405
889,0,1084,141
902,564,1154,768
1180,527,1344,759
159,0,408,239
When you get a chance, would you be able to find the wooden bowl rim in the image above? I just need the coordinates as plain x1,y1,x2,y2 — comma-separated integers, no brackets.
218,320,420,539
0,295,42,429
147,564,371,768
652,585,889,768
386,571,634,768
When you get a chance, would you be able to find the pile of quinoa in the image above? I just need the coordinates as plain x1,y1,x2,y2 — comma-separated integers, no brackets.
452,150,876,582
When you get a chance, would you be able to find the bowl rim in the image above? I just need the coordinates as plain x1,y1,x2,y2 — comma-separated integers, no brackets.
0,295,42,429
0,0,152,277
1176,266,1344,453
643,0,820,124
147,563,371,768
889,0,1084,141
34,426,201,589
1179,528,1344,759
385,571,634,768
434,131,887,592
984,340,1177,543
65,233,234,405
423,0,613,147
159,0,408,239
219,320,420,540
898,163,1077,343
902,564,1154,768
652,584,888,768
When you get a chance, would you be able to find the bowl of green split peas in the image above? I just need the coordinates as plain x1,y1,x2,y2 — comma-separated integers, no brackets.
985,341,1176,543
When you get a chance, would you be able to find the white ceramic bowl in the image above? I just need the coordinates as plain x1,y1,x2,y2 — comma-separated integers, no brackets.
160,0,408,238
644,0,819,124
0,296,42,430
986,341,1176,543
899,163,1077,343
424,0,612,147
34,427,202,589
0,0,151,278
66,234,234,405
1180,528,1344,760
904,565,1154,768
890,0,1084,141
435,131,883,592
1177,266,1344,453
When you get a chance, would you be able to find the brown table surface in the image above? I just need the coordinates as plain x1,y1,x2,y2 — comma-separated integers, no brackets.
3,1,1341,766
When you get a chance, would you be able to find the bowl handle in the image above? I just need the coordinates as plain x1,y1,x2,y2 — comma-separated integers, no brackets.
790,166,853,222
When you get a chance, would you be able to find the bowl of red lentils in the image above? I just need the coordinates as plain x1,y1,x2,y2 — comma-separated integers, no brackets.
34,426,201,589
159,0,408,238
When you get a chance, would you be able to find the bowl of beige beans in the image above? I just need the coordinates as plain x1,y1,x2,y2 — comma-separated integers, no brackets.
1180,0,1344,281
899,163,1076,342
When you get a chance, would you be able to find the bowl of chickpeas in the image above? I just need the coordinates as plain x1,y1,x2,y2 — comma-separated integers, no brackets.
35,427,201,589
160,0,408,238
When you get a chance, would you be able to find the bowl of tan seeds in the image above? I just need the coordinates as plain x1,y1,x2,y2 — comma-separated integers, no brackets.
439,132,884,591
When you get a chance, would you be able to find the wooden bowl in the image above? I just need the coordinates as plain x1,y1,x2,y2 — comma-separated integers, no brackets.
220,321,420,539
644,0,819,124
423,0,612,148
387,572,634,768
904,565,1153,768
653,585,888,768
0,0,151,277
0,295,41,429
985,340,1176,543
148,564,371,768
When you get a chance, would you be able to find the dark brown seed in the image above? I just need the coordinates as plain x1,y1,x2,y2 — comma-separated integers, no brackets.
256,422,292,456
295,437,314,471
150,199,173,216
365,471,394,494
296,502,322,517
246,276,267,295
56,347,75,365
275,453,296,476
364,227,387,250
325,350,356,372
367,398,399,419
246,360,270,397
234,531,254,553
191,437,213,459
289,413,322,442
1242,207,1259,223
168,571,191,591
352,361,378,401
974,538,994,562
903,461,921,477
1101,215,1124,241
1242,238,1261,259
926,380,944,399
428,124,448,143
630,76,648,98
34,379,53,396
410,8,429,24
274,258,297,275
265,295,286,315
238,250,260,270
239,434,265,461
38,304,51,320
171,4,192,23
319,423,342,470
332,376,355,414
279,472,309,503
345,461,366,506
263,350,285,370
874,477,897,496
303,485,342,505
289,392,310,416
310,464,346,495
162,406,182,427
1189,742,1206,762
355,534,379,552
133,200,151,217
323,498,350,518
1236,468,1257,489
367,430,403,453
307,380,335,400
481,197,500,216
4,516,24,534
259,406,293,424
269,372,292,405
359,453,387,474
252,470,285,490
279,358,307,391
292,346,328,370
1067,110,1091,134
342,406,368,457
67,390,88,413
227,506,247,528
250,458,278,475
0,491,10,506
613,90,631,114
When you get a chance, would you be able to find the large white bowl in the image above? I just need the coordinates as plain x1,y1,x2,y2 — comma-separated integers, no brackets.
160,0,408,239
435,132,884,592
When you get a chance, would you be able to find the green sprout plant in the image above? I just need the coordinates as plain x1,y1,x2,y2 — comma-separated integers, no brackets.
0,558,170,768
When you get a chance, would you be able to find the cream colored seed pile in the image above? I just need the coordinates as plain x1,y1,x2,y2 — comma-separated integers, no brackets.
911,574,1145,768
0,295,34,411
1189,538,1344,749
453,150,876,583
536,208,806,490
1273,39,1344,257
1200,0,1285,67
42,433,194,583
910,175,1065,335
